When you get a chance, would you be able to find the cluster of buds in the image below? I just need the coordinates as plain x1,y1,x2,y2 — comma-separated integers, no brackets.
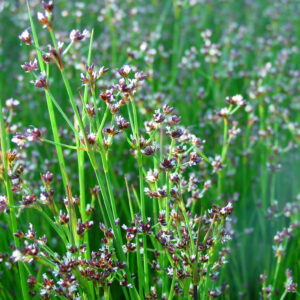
20,194,37,207
32,72,48,89
115,115,130,130
76,220,94,236
283,201,300,218
272,225,295,261
201,29,221,63
273,226,293,244
262,285,273,299
21,59,38,73
14,223,47,245
80,64,108,89
59,211,69,225
27,275,37,296
63,196,80,207
40,274,55,298
87,132,97,145
145,169,159,184
11,132,27,147
41,171,53,186
99,223,115,244
3,154,25,192
37,1,54,29
179,46,200,70
26,128,43,142
0,195,8,213
226,94,246,107
18,30,32,45
11,240,41,263
284,269,298,293
160,158,177,172
5,98,20,112
38,43,65,70
228,121,241,140
211,155,224,173
69,29,89,42
12,127,44,147
121,216,152,252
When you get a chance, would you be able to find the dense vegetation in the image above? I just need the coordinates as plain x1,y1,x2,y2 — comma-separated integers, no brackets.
0,0,299,299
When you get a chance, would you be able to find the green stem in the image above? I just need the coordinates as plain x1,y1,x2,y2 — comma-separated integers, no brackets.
78,29,94,263
279,291,287,300
168,273,176,300
42,138,82,151
171,0,181,87
27,2,70,194
218,118,229,196
105,0,118,66
130,97,150,296
273,257,281,291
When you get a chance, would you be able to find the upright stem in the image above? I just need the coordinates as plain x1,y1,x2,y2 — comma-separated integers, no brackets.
78,30,94,262
105,0,118,67
27,2,70,193
44,89,70,190
130,97,150,296
218,117,229,196
166,138,175,221
221,118,229,162
279,291,287,300
26,5,79,245
273,256,282,292
171,0,181,88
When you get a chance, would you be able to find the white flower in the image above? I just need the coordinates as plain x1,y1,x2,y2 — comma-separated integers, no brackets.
5,98,20,108
122,245,128,253
18,30,31,45
145,169,159,183
37,12,45,21
118,65,131,77
219,107,230,117
211,155,223,173
19,30,30,39
12,133,26,147
166,267,174,276
37,12,49,27
12,249,23,262
69,29,89,42
232,94,245,106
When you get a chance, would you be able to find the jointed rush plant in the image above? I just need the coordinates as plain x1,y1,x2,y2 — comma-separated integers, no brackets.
0,1,299,300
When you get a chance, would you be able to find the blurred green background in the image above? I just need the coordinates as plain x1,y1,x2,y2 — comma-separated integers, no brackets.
1,0,300,298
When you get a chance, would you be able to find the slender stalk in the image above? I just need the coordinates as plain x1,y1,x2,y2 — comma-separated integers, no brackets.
104,285,110,300
78,29,94,263
26,2,79,252
170,0,181,88
130,97,150,295
166,138,175,222
221,118,229,162
279,291,287,300
27,2,70,193
168,273,176,300
42,138,83,151
47,91,78,136
218,117,228,196
105,0,118,67
125,177,144,295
